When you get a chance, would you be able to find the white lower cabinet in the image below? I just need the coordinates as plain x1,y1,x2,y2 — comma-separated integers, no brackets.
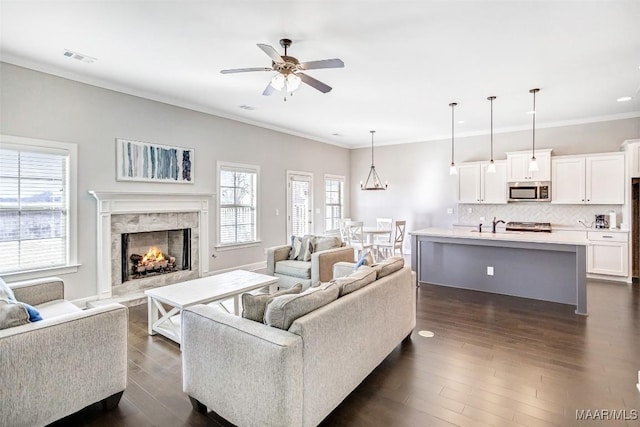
587,231,628,277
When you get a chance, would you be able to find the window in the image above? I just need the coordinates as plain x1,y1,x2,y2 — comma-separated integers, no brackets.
217,162,259,247
325,175,344,232
0,136,77,276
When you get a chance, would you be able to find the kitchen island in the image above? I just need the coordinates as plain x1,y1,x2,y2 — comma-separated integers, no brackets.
410,228,588,315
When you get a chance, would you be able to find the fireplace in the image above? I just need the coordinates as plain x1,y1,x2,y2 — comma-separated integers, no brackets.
89,191,213,301
121,228,192,283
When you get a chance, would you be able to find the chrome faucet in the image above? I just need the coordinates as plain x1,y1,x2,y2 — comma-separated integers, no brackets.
492,217,505,233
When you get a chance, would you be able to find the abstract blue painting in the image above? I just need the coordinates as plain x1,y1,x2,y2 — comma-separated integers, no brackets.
116,138,194,183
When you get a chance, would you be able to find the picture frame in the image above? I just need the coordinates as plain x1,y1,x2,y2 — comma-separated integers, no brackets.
116,138,194,183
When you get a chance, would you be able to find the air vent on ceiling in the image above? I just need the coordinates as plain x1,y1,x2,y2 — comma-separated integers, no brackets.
239,105,255,110
63,49,97,64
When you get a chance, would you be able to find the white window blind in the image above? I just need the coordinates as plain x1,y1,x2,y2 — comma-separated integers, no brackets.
325,176,344,232
291,179,310,237
219,164,258,246
0,146,68,274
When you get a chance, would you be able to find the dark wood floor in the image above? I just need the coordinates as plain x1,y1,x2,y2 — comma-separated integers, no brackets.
51,280,640,427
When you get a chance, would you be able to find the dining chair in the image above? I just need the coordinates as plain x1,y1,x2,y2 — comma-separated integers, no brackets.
374,217,393,244
345,220,374,261
338,218,352,244
375,220,406,258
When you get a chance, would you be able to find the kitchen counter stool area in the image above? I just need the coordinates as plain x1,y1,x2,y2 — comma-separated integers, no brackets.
410,228,587,315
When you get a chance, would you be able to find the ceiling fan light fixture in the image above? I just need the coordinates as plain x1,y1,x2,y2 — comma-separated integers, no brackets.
286,73,301,92
270,73,285,90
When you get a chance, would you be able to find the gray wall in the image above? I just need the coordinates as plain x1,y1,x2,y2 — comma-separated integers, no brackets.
0,62,351,300
350,117,640,236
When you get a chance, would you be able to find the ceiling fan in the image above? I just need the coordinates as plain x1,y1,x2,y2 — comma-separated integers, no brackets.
221,38,344,96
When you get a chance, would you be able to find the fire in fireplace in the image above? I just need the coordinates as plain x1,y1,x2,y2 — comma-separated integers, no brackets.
121,229,191,283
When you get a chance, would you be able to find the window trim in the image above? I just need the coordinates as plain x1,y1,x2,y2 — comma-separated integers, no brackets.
215,161,260,249
0,134,79,279
324,174,345,233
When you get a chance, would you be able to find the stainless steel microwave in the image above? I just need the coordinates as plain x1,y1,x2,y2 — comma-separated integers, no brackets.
508,182,550,201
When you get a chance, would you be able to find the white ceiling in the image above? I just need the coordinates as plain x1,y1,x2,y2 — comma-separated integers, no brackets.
1,1,639,148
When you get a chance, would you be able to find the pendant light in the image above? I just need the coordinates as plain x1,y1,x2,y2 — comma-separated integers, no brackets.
486,96,497,173
528,88,540,172
360,130,388,190
449,102,458,175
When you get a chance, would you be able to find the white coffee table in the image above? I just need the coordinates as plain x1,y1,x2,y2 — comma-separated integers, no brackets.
145,270,279,344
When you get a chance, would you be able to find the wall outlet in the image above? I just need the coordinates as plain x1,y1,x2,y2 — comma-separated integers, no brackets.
467,207,473,214
479,216,485,222
275,209,280,216
446,208,454,214
487,266,494,276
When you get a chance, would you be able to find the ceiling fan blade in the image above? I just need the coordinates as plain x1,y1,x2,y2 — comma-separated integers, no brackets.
297,72,332,93
220,67,272,74
262,82,276,96
299,58,345,70
257,44,284,63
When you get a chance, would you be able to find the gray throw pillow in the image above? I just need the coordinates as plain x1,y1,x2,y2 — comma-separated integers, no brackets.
333,266,377,297
0,299,29,330
314,236,341,252
372,256,405,279
264,282,339,330
241,284,302,322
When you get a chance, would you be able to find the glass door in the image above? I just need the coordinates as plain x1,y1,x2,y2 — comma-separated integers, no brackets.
287,171,313,238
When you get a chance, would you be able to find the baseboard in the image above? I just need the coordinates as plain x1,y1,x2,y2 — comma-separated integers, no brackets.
586,273,629,283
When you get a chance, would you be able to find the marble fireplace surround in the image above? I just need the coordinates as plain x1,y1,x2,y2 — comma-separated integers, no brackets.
89,191,213,300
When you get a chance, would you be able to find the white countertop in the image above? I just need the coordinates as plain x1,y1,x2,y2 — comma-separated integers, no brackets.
411,227,589,245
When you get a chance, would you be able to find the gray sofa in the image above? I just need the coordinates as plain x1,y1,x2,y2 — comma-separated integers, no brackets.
0,277,128,427
266,236,355,290
181,259,416,427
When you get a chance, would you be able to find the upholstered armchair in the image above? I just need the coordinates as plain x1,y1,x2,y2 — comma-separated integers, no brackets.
266,236,354,290
0,277,128,427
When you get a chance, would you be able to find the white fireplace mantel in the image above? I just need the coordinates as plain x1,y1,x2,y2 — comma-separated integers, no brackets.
89,191,214,299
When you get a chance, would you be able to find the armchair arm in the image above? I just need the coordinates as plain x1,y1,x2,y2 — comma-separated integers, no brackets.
0,303,128,427
311,246,355,284
266,245,292,276
9,277,64,306
182,305,303,427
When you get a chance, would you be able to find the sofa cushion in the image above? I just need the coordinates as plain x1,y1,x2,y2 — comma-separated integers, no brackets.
314,236,342,252
264,282,339,330
275,260,312,279
372,256,405,279
241,284,302,322
333,266,377,297
35,299,82,318
0,299,29,329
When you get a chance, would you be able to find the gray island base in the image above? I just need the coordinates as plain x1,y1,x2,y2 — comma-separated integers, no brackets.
410,228,587,315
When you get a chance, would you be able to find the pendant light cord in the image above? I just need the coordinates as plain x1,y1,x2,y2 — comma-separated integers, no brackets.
488,96,496,162
449,103,457,164
370,130,375,167
530,88,539,159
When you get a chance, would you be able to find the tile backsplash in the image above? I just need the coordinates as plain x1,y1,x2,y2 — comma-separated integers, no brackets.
458,203,623,229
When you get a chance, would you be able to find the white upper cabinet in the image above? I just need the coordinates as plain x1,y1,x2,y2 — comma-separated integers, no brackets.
506,149,552,182
586,154,625,204
622,139,640,178
457,161,507,204
552,157,586,203
457,163,481,203
552,153,624,204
